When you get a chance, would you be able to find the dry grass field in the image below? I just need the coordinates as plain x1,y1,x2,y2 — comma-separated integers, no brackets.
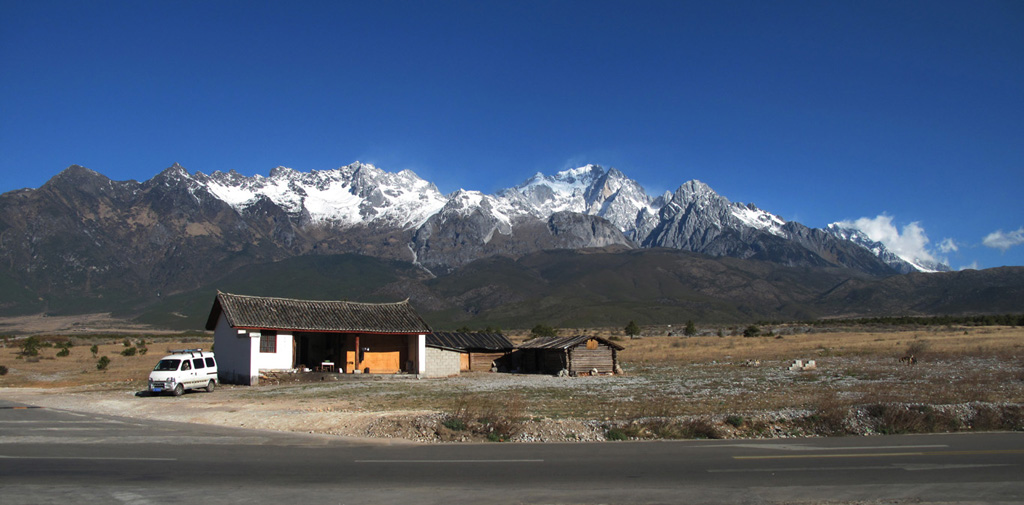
0,335,209,388
1,325,1022,442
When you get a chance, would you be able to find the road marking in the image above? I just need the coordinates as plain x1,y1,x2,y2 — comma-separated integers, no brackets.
719,443,948,451
710,463,1013,473
355,459,544,463
735,449,1024,460
0,435,274,445
0,419,135,425
0,455,176,461
900,463,1016,471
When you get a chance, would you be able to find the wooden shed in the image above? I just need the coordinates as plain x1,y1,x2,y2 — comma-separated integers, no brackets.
516,335,624,376
427,332,515,372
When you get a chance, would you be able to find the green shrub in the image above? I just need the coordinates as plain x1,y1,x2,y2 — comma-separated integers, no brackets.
121,347,137,357
89,344,98,356
56,348,70,357
96,356,110,371
743,325,761,338
123,338,132,347
0,365,8,376
606,427,628,441
442,418,467,431
725,415,744,428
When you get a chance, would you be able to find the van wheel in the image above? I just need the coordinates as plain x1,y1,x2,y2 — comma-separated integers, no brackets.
173,384,184,397
205,380,215,393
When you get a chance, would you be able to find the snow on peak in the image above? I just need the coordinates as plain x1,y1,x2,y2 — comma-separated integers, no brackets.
201,163,446,228
732,203,787,236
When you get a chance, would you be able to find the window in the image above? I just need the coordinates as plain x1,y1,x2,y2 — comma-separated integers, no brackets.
205,357,216,367
260,331,277,353
155,359,180,371
192,358,205,369
181,360,191,371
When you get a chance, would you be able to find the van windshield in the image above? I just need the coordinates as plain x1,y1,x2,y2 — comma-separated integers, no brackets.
153,359,181,371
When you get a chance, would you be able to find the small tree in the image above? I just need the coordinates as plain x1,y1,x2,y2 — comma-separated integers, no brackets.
121,347,137,357
743,325,761,338
96,356,110,371
624,320,640,339
90,344,99,357
20,336,40,357
531,324,558,338
684,320,697,337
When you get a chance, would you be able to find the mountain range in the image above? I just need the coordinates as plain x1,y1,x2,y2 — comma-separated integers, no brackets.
2,162,1005,329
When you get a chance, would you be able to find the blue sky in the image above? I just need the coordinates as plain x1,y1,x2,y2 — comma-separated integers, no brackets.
2,0,1022,269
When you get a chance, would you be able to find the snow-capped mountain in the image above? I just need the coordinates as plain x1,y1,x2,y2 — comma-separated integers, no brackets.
496,165,661,240
144,161,910,274
0,161,950,314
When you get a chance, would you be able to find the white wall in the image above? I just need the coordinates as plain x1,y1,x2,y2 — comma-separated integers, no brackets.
253,330,293,371
212,314,255,385
408,333,426,374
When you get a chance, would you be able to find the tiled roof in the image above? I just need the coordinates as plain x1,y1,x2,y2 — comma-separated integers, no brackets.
517,335,625,351
427,332,514,351
205,292,432,334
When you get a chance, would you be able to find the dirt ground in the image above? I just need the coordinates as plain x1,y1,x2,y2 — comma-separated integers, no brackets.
1,326,1022,443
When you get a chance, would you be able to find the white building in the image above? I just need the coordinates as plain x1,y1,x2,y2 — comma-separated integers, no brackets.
206,292,434,385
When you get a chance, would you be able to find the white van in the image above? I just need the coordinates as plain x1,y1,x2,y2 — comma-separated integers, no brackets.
148,349,218,396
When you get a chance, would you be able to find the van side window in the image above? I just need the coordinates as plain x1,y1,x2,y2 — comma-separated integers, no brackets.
193,358,205,369
205,357,216,367
181,361,191,371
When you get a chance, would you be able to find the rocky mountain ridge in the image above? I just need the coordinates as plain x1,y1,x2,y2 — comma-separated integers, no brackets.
0,162,944,317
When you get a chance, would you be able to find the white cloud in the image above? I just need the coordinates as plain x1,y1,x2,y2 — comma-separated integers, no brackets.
959,261,979,271
938,237,958,253
982,227,1024,252
836,214,944,266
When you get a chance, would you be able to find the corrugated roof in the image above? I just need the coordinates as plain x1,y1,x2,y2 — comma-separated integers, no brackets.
205,292,432,334
517,335,625,351
427,332,514,351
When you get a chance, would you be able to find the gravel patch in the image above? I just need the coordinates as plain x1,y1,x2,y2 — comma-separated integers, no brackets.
3,353,1022,443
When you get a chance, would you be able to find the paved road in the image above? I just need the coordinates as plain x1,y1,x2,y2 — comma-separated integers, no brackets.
1,398,1022,504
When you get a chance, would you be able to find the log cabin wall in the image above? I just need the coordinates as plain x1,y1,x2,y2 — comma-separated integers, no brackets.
568,341,615,374
469,352,506,371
